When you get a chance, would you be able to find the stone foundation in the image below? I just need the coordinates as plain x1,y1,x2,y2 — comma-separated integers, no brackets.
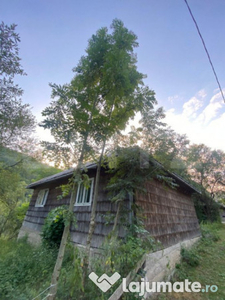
144,236,201,298
18,221,42,245
18,222,103,257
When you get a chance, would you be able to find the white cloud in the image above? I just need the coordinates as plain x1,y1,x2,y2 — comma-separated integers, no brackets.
168,95,179,104
165,89,225,151
197,89,207,98
197,91,224,125
183,97,203,118
182,89,205,118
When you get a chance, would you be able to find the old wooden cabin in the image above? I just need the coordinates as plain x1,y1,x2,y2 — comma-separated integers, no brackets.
18,160,201,249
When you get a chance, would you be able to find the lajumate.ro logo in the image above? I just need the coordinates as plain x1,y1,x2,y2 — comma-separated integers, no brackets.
89,272,218,296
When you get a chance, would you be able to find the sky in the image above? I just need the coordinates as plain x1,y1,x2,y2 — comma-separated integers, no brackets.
1,0,225,151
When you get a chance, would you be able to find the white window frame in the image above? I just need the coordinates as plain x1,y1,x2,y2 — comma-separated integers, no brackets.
35,189,49,207
75,178,94,206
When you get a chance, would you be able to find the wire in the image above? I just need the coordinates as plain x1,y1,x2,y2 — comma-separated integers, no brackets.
184,0,225,103
31,284,56,300
41,294,51,300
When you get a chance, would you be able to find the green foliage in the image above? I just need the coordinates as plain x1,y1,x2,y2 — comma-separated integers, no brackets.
0,238,57,300
139,121,225,202
100,236,144,277
40,19,157,168
93,220,160,277
193,190,221,223
106,146,177,205
172,223,224,288
0,147,61,239
186,144,225,200
155,223,225,300
57,246,85,299
200,222,221,243
15,202,29,222
41,206,69,248
107,147,152,200
56,220,159,299
180,247,200,267
0,167,27,238
40,19,159,288
0,224,157,300
0,22,35,150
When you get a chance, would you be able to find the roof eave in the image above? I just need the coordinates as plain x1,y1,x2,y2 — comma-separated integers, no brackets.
26,162,97,189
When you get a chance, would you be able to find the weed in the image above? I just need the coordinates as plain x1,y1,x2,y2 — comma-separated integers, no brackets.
0,238,57,300
180,247,200,267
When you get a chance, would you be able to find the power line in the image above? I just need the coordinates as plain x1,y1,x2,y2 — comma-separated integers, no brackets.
184,0,225,103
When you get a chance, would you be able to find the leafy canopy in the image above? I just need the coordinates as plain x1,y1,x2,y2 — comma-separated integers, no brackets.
40,19,157,167
0,22,35,150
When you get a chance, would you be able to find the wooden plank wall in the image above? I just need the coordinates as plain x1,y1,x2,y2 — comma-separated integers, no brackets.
135,179,201,247
24,170,200,250
24,169,126,249
71,169,127,249
23,177,71,232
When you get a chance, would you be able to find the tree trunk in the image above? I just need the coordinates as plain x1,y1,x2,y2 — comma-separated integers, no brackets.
112,201,122,233
47,142,86,300
47,92,99,299
84,105,114,270
84,139,106,271
47,184,78,300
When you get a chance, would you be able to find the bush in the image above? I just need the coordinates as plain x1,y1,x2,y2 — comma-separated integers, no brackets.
41,206,67,248
193,192,221,223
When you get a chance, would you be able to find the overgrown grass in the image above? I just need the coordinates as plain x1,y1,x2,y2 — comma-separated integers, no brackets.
0,237,57,300
0,229,159,300
2,223,223,300
57,232,159,300
155,222,225,300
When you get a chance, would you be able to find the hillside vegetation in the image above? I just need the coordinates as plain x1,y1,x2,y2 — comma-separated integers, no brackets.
0,223,223,300
0,146,61,239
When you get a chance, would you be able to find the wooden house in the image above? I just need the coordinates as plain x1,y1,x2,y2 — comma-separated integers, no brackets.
18,160,201,249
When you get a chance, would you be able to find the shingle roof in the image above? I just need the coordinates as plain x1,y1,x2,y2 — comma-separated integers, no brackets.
150,158,200,194
26,162,97,188
27,158,199,194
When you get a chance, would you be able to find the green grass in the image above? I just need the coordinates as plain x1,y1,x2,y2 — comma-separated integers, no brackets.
1,223,224,300
0,237,57,300
0,230,157,300
155,223,225,300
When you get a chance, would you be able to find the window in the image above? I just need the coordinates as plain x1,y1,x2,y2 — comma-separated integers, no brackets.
35,189,49,207
75,178,94,206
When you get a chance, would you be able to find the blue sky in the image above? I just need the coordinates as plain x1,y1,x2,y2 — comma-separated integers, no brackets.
1,0,225,150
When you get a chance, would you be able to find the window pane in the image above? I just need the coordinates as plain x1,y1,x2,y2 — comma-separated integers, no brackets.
42,190,49,205
37,190,44,205
84,187,91,203
36,189,48,206
75,179,93,205
77,185,84,203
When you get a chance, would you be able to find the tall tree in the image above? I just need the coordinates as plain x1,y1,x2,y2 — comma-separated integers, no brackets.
42,81,100,300
0,22,35,150
140,115,190,176
0,22,36,239
80,19,157,266
42,19,158,299
186,144,225,199
42,24,114,300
